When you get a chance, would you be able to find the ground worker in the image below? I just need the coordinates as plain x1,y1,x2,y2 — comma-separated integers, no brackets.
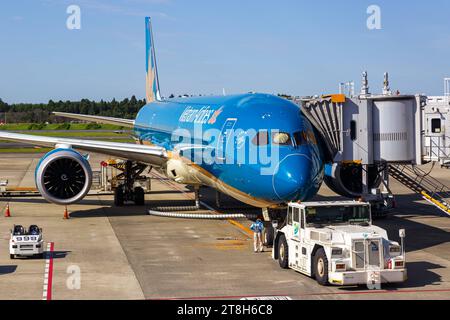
250,218,264,253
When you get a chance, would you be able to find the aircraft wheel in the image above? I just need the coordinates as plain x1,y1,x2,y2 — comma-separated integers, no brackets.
114,186,125,207
134,187,145,206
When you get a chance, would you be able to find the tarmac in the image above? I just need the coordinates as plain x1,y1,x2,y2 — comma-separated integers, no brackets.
0,153,449,300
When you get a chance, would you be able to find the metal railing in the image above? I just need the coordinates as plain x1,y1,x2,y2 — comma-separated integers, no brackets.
424,135,450,163
389,164,450,215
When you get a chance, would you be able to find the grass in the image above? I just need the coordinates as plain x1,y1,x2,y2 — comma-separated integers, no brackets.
0,147,53,153
0,137,135,153
0,123,126,131
0,123,135,153
24,131,132,138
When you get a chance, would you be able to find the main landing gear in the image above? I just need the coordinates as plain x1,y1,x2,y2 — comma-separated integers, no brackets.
113,161,148,206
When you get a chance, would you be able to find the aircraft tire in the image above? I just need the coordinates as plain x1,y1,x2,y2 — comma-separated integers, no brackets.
134,187,145,206
114,186,125,207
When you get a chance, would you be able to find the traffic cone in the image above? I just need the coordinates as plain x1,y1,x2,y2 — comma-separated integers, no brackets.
63,206,70,220
4,203,11,217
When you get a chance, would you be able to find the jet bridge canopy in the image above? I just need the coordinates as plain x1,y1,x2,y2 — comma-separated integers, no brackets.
297,94,423,166
292,73,450,216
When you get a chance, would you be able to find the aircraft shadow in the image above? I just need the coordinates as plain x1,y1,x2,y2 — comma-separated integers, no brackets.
400,261,444,288
49,251,71,259
2,189,448,252
0,265,17,275
12,251,70,260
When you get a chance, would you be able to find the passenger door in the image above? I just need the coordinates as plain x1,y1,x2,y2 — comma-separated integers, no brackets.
425,116,444,161
216,118,237,162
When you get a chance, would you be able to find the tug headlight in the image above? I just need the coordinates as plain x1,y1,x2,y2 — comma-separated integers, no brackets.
335,263,346,271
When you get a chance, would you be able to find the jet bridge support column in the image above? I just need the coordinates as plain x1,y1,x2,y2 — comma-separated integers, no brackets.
362,165,369,196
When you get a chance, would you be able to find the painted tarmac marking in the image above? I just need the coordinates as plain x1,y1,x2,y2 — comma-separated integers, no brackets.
42,242,54,301
153,288,450,300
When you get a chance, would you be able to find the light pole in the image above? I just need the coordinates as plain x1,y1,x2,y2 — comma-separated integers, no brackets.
399,229,406,259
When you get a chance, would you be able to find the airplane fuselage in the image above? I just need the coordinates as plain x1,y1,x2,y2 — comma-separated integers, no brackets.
134,93,325,208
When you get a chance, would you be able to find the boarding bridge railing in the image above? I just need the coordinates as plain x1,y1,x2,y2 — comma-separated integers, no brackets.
423,135,450,167
389,164,450,216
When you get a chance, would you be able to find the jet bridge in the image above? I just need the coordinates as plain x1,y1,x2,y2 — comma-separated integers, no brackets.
294,73,450,216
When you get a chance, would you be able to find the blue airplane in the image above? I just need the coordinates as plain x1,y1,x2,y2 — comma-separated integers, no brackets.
0,17,326,216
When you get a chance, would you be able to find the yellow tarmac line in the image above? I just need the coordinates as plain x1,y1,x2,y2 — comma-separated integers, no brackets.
226,219,253,237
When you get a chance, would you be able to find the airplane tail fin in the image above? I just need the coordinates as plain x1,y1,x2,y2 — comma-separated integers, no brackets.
145,17,161,103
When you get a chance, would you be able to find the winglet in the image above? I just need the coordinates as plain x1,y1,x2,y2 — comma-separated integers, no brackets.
145,17,161,103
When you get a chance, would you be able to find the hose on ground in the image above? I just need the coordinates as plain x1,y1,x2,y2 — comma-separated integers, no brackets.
148,210,258,220
151,206,201,212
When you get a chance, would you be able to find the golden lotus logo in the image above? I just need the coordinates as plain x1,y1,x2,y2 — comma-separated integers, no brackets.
208,107,224,124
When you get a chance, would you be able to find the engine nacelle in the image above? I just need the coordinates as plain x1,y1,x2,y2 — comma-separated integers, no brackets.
324,163,382,198
35,149,92,205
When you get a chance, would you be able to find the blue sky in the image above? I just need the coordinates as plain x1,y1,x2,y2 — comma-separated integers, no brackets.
0,0,449,103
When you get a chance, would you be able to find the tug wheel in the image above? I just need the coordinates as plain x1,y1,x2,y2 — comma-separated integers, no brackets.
278,234,289,269
314,248,329,286
263,225,274,247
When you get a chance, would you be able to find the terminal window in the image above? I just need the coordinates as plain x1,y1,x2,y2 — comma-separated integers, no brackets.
431,118,442,133
350,121,357,141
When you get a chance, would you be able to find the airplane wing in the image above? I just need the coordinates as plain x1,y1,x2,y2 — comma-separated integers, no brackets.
0,131,167,166
53,112,135,128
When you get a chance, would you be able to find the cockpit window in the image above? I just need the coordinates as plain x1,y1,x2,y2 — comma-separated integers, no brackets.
252,131,292,146
293,130,317,147
252,131,269,146
272,132,292,145
293,131,307,146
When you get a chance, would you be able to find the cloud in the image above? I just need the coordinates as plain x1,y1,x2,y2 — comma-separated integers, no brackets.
11,16,24,21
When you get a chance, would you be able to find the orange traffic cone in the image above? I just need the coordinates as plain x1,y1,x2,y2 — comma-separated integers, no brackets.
4,203,11,217
63,206,70,220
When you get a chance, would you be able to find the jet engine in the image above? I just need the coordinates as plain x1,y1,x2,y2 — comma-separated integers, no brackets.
324,163,382,198
35,149,92,205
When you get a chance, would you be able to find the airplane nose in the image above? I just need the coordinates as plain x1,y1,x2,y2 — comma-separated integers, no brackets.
272,154,310,200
